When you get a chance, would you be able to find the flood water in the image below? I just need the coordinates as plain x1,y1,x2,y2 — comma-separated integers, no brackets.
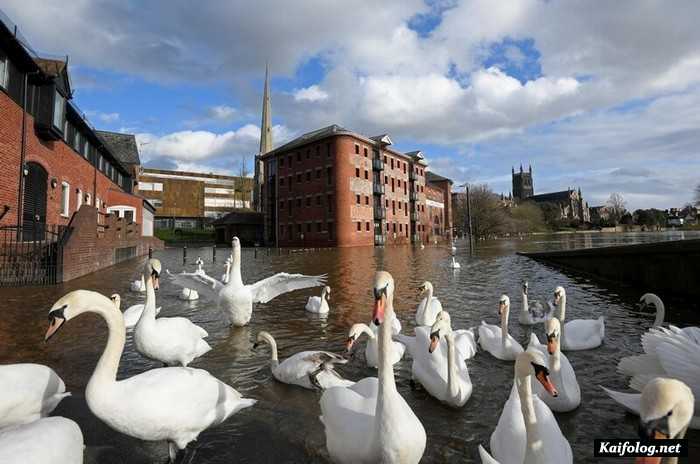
1,231,699,463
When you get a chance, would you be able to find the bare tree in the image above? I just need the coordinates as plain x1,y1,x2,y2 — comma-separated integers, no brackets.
453,184,508,238
239,157,250,178
695,184,700,206
606,192,627,224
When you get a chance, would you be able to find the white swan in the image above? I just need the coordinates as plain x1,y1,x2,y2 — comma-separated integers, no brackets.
221,257,231,283
346,318,405,368
130,275,146,292
420,243,425,250
518,281,553,325
415,281,442,326
554,286,605,350
44,289,256,463
0,364,70,428
482,349,572,464
421,311,472,407
109,294,161,329
134,259,211,367
479,295,524,361
451,243,457,255
397,317,476,361
0,416,84,464
527,318,581,412
254,331,353,390
320,271,426,463
449,256,461,269
305,286,331,314
168,237,326,326
602,322,700,429
637,378,694,464
179,257,203,301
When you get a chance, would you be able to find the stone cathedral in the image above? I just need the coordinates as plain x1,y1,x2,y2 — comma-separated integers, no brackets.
511,164,590,223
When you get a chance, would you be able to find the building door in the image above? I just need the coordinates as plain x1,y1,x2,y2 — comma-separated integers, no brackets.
22,162,48,240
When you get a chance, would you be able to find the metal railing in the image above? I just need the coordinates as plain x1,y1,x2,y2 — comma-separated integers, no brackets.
0,224,69,286
409,170,416,181
374,207,386,220
410,211,418,221
409,191,417,201
373,183,385,195
372,158,384,171
374,234,385,245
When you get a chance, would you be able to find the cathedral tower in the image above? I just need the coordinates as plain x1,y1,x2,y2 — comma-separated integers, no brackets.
512,164,534,200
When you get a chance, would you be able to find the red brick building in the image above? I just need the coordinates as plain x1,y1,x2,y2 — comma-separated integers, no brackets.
260,125,452,247
0,14,160,284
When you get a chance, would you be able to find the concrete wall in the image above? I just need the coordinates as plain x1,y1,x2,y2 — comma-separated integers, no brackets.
520,239,700,298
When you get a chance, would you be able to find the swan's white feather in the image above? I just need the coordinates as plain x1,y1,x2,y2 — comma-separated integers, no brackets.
0,364,70,428
0,416,84,464
250,273,326,303
167,270,223,300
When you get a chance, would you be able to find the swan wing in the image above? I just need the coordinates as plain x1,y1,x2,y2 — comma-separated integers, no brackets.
0,417,84,464
532,396,573,463
478,444,501,464
167,270,223,300
600,386,641,415
0,364,70,428
249,273,326,303
655,333,700,395
454,329,478,359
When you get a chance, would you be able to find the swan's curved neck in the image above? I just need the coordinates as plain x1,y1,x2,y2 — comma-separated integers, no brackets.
425,285,433,304
652,298,665,327
321,287,328,301
86,298,126,392
377,300,398,420
362,324,377,340
516,374,540,457
522,290,528,315
140,275,158,324
229,246,243,286
501,307,510,346
445,333,460,401
557,295,567,322
260,333,279,366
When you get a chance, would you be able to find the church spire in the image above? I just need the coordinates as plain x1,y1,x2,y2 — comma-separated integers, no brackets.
259,62,272,155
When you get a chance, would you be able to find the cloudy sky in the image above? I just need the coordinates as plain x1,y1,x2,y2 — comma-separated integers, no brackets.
5,0,700,210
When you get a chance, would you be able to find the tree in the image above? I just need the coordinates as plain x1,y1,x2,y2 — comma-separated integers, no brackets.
453,184,508,238
606,192,627,224
539,202,563,229
695,184,700,206
508,201,547,233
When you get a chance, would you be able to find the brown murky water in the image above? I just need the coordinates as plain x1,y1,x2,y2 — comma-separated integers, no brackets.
1,231,698,463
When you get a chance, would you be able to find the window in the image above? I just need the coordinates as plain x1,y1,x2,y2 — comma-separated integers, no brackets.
391,159,394,169
317,222,322,232
327,143,332,158
296,198,301,207
399,202,402,210
316,146,320,157
296,152,301,162
384,175,388,184
356,194,360,204
365,196,369,205
326,167,332,185
73,131,82,153
392,200,396,214
403,163,406,173
280,225,285,236
280,177,285,186
279,157,284,167
205,197,238,207
288,156,293,167
366,221,370,231
296,173,301,183
138,182,163,192
147,198,163,207
364,147,368,157
316,195,321,206
76,188,83,210
355,144,359,154
316,169,321,179
96,197,101,210
82,140,90,158
306,197,311,206
52,90,66,130
328,222,334,240
384,156,387,163
60,182,70,216
364,170,368,180
327,195,333,212
289,176,293,190
357,222,361,231
307,223,312,232
386,223,390,231
399,223,403,232
306,171,311,182
391,178,395,192
0,51,8,89
355,168,360,177
393,223,397,233
85,193,92,206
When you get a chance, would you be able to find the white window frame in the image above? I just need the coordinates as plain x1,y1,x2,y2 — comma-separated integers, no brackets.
53,89,66,130
0,51,8,89
76,188,83,210
60,182,70,217
85,193,92,206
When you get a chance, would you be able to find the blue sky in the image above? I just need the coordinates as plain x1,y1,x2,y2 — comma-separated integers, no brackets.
5,0,700,210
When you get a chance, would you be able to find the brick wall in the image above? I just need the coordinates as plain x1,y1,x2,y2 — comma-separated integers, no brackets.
0,89,24,227
0,89,145,233
62,206,163,282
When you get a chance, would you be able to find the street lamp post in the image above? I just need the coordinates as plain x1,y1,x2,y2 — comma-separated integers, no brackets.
458,183,474,254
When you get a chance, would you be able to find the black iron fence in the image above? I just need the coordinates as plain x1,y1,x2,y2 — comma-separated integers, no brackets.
0,224,69,286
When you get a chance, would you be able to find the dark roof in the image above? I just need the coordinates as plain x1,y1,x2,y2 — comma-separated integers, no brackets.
96,131,141,166
263,124,350,157
425,171,453,185
528,190,573,203
213,210,264,226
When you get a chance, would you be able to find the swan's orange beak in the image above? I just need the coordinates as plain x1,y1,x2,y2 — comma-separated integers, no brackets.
498,302,505,317
428,332,439,353
373,296,385,326
546,338,558,355
536,370,558,397
45,308,66,342
345,336,355,352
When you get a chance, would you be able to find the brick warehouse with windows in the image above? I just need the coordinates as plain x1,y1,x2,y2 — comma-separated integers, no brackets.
0,13,161,284
260,125,453,247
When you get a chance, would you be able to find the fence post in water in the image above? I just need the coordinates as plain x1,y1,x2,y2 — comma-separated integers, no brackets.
148,246,153,259
183,246,187,264
254,247,258,259
212,244,217,262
